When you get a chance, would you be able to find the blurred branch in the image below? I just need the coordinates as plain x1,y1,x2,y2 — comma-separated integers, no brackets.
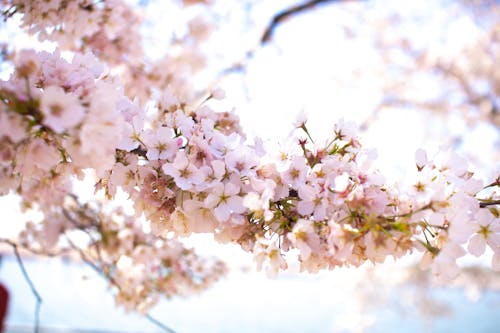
145,314,178,333
62,220,178,333
218,0,364,97
1,239,43,333
260,0,361,44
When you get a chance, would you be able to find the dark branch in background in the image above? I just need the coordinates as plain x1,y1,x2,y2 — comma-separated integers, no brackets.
218,0,363,96
0,239,43,333
260,0,360,45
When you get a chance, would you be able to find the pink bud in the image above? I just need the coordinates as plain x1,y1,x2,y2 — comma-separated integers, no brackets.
176,137,184,147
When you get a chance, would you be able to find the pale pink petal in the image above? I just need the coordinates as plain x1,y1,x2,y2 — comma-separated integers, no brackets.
297,200,314,216
493,253,500,272
468,234,486,257
214,205,231,222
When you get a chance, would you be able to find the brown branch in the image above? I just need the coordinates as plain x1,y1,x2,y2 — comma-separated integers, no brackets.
260,0,359,44
480,200,500,208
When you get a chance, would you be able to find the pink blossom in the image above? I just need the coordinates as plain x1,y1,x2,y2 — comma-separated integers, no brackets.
204,182,245,222
40,85,85,133
142,127,177,161
468,209,500,257
162,151,204,190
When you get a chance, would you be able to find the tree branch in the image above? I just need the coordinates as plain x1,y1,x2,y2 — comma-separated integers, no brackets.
64,232,178,333
260,0,359,44
479,200,500,208
9,241,42,333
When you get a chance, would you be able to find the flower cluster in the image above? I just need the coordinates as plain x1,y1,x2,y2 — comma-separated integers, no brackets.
408,149,500,280
0,48,129,197
2,0,143,63
18,195,227,313
0,48,233,310
1,49,499,289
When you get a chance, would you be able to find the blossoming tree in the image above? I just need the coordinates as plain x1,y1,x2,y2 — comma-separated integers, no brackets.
0,0,498,327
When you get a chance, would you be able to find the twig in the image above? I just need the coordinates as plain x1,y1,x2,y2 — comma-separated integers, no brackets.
145,314,178,333
11,242,42,333
479,200,500,208
484,176,500,189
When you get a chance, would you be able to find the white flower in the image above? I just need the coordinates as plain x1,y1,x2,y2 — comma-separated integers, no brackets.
422,242,465,281
164,109,195,138
225,146,259,176
0,111,26,143
211,88,225,100
468,209,500,257
287,219,320,260
297,184,328,220
434,149,468,176
204,182,245,222
282,156,308,189
254,240,288,277
142,127,177,161
162,151,204,190
415,148,427,171
40,85,85,133
182,199,218,233
333,119,357,141
293,110,308,128
109,157,138,195
117,114,143,152
26,138,59,171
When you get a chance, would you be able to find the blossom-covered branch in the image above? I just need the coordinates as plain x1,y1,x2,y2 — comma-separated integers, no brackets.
1,47,499,286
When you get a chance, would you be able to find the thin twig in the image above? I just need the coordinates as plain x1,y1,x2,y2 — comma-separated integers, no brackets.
479,200,500,208
145,314,178,333
484,176,500,189
11,243,42,333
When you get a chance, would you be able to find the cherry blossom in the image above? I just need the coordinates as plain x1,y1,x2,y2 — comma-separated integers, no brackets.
205,182,245,222
468,209,500,257
40,85,85,133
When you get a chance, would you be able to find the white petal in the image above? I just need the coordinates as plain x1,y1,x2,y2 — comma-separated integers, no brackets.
492,253,500,271
468,234,486,257
298,185,315,201
487,233,500,250
224,182,240,196
227,195,245,214
297,200,314,216
415,149,427,170
214,205,230,222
